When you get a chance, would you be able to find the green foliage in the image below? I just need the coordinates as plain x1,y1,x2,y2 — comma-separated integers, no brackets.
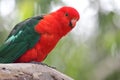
105,70,120,80
0,30,8,44
17,0,35,20
99,12,114,32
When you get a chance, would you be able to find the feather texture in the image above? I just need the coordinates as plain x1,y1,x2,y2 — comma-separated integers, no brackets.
0,16,43,63
0,6,80,63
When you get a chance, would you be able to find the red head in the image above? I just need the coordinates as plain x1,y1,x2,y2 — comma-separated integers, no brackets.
51,6,80,36
57,6,79,26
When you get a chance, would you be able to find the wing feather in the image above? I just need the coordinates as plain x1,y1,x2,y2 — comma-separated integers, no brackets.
0,16,43,63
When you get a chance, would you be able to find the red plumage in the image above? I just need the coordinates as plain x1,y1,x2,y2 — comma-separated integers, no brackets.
15,6,80,62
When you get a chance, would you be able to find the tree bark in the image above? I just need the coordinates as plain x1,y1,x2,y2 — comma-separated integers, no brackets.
0,63,73,80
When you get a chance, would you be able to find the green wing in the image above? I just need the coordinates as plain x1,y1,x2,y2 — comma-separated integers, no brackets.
0,16,43,63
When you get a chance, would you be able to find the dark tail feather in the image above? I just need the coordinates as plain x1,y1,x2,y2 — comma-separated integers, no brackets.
0,42,28,63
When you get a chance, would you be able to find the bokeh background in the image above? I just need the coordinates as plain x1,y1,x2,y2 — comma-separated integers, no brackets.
0,0,120,80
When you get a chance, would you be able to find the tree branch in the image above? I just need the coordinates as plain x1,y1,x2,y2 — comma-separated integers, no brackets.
0,63,73,80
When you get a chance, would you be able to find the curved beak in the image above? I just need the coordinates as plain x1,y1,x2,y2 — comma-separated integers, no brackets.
69,19,78,28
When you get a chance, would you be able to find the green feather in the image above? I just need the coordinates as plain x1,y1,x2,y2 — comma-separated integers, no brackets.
0,16,43,63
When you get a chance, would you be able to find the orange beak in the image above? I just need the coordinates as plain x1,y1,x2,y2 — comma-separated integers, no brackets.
69,19,78,28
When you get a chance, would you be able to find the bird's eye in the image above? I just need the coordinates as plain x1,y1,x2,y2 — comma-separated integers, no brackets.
65,13,69,16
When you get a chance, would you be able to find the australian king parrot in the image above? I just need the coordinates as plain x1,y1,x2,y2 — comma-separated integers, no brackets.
0,6,80,63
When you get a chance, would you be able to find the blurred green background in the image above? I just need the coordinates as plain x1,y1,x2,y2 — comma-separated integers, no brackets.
0,0,120,80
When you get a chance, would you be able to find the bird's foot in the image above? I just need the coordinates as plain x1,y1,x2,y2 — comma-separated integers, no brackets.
30,61,56,69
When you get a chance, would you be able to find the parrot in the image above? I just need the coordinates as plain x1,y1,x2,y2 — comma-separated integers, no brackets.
0,6,80,63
